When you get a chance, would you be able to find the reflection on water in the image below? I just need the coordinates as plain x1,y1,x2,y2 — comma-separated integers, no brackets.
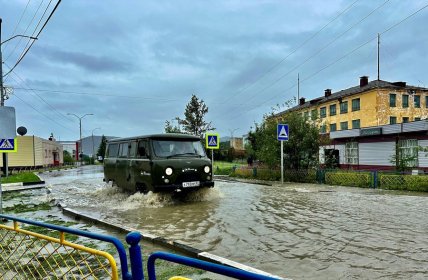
43,166,428,279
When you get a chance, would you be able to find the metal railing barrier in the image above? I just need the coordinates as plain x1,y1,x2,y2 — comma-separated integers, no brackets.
0,214,132,280
147,251,281,280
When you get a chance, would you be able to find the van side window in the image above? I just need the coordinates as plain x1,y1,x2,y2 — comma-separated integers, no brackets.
129,142,137,158
107,144,119,157
138,140,149,158
119,143,129,158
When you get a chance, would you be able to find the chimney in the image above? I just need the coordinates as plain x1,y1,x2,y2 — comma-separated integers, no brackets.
299,97,305,105
324,89,332,97
360,76,369,87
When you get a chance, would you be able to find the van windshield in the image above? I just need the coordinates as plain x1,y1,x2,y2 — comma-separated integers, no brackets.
152,139,206,158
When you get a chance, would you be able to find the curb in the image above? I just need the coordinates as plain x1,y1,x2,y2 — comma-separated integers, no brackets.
1,180,45,187
214,176,273,186
62,207,283,279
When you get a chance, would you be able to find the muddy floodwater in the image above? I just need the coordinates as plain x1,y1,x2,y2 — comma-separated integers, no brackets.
42,166,428,279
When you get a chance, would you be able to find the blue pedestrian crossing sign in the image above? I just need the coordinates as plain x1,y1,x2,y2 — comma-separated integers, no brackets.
0,138,18,152
205,133,220,149
277,124,289,141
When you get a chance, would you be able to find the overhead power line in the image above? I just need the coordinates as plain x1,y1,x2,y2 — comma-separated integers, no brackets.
237,0,391,108
2,0,32,54
6,67,75,124
221,0,361,105
4,0,44,62
3,0,61,78
227,2,428,121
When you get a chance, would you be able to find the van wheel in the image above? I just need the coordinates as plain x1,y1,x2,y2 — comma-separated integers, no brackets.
136,184,148,194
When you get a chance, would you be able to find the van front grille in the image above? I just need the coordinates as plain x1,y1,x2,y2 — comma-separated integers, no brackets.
176,171,201,183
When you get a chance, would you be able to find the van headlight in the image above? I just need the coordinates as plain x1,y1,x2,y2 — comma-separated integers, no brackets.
165,167,173,176
204,166,210,173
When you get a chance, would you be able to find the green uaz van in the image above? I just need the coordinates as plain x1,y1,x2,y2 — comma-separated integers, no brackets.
103,134,214,193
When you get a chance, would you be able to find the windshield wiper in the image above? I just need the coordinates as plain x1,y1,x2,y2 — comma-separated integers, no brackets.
167,153,201,159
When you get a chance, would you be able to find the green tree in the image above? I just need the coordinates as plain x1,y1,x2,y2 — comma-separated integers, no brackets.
63,150,74,164
247,107,326,169
164,118,182,133
97,135,107,161
176,94,215,137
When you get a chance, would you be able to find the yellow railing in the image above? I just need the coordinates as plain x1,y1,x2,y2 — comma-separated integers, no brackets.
0,221,119,279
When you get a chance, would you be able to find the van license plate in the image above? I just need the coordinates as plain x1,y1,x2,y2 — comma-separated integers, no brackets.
182,181,200,188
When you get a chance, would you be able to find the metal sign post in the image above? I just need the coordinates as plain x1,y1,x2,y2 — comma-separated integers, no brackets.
205,133,220,174
277,124,289,184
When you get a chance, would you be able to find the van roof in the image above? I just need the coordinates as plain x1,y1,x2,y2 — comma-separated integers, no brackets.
106,133,201,143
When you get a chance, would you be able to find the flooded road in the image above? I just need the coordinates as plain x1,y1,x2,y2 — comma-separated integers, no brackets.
43,166,428,279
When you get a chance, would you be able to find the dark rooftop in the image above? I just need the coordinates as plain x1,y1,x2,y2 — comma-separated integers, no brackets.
275,79,428,117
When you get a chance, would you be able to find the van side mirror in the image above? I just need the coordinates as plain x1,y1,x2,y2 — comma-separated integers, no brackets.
138,147,146,157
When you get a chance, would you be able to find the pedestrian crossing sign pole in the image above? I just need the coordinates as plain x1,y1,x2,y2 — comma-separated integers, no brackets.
205,133,220,174
277,124,289,184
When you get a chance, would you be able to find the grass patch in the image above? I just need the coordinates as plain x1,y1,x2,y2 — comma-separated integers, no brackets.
1,172,41,184
3,202,52,213
2,191,27,201
21,221,80,243
213,161,245,169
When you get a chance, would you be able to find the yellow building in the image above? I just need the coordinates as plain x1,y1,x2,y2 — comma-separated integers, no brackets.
278,76,428,133
0,136,63,168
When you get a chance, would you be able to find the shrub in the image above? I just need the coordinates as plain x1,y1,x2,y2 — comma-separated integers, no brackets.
325,171,371,188
283,169,317,183
380,174,428,192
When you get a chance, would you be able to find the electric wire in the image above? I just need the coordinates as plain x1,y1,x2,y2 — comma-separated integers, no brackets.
227,2,428,121
7,67,75,123
4,67,75,132
3,0,61,78
13,0,53,67
4,0,44,62
237,0,391,108
221,0,361,105
2,0,32,54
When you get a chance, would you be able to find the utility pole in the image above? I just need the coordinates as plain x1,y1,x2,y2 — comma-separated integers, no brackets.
297,73,300,105
377,33,380,81
0,18,8,177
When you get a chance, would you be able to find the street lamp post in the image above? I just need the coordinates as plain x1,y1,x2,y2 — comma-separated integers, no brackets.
91,127,101,164
67,113,93,166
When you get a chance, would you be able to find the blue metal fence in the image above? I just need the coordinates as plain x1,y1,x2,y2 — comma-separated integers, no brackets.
1,215,282,280
147,251,280,280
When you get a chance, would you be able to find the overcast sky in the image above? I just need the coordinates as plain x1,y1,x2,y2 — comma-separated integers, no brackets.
1,0,427,141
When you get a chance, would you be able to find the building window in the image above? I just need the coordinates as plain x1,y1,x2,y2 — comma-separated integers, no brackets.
389,93,396,107
320,107,326,118
415,117,421,121
414,95,421,108
45,149,47,158
398,139,418,167
390,116,397,124
340,101,348,114
329,104,336,116
403,95,409,108
320,124,326,133
402,117,409,123
311,109,318,120
426,96,428,108
304,111,309,119
340,121,348,130
330,123,337,132
352,98,360,111
345,142,358,164
352,119,360,129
